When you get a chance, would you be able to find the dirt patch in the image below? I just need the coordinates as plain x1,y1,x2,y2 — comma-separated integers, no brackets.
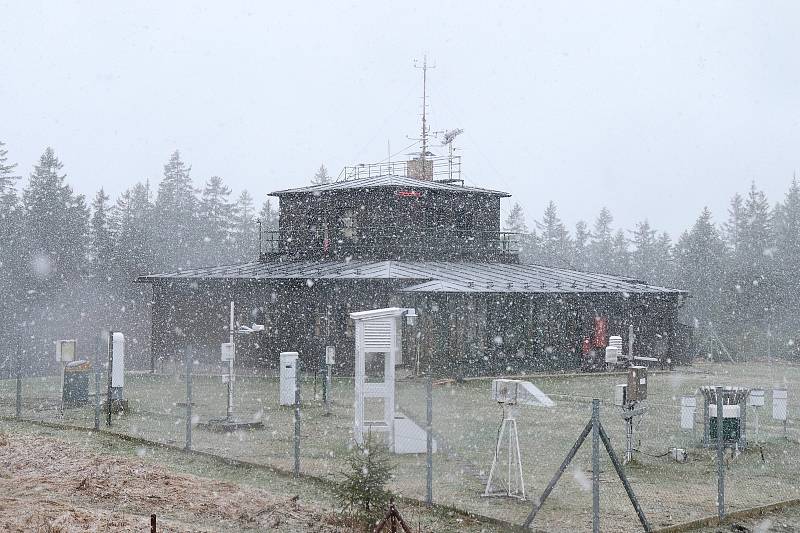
0,432,349,532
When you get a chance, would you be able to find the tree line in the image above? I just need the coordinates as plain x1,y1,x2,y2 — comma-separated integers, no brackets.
503,179,800,361
0,143,278,371
1,138,798,369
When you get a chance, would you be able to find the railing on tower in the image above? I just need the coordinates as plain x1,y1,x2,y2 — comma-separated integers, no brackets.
335,155,462,184
259,225,518,263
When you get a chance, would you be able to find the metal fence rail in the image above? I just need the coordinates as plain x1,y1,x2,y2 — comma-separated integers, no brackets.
1,361,798,532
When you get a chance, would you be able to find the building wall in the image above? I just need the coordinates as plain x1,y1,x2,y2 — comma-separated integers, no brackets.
275,190,507,261
150,280,683,376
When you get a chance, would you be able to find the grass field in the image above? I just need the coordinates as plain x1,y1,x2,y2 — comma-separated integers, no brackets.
1,361,799,532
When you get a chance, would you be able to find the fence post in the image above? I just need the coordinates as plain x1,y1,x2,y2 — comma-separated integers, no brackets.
106,328,113,427
293,362,301,477
592,399,600,533
185,348,193,451
716,386,724,520
426,374,433,506
324,359,332,414
15,339,21,420
94,333,101,430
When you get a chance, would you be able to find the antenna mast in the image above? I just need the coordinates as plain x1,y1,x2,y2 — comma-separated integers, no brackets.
421,55,428,163
414,55,435,179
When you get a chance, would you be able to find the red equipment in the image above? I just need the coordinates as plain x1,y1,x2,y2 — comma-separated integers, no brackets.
593,317,608,348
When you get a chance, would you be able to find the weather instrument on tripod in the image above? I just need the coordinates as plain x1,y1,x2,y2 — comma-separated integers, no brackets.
614,366,648,464
483,379,555,500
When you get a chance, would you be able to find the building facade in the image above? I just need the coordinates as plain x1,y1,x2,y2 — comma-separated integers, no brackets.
138,166,687,376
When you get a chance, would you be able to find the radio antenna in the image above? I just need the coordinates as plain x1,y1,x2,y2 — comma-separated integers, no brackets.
414,55,435,176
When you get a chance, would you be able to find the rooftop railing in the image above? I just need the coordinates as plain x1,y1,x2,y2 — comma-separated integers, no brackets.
336,155,462,184
259,225,518,263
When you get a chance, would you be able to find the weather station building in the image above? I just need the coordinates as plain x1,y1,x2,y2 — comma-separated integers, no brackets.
137,147,687,376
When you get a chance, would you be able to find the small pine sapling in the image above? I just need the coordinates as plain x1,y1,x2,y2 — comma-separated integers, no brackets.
335,431,395,525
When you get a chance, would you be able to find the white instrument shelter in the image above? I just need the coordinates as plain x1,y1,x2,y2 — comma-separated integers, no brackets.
351,307,433,454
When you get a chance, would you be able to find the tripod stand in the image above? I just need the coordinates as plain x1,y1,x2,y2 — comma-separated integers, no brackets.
483,404,526,500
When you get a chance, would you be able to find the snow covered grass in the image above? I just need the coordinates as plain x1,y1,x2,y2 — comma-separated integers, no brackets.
1,362,799,532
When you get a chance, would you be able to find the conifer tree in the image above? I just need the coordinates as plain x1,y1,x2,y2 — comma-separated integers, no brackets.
653,231,675,285
110,181,157,364
504,202,538,262
0,141,19,209
676,207,726,337
774,178,800,261
22,148,89,287
259,198,279,230
610,229,630,276
724,193,746,254
504,202,527,233
0,141,21,347
90,188,114,281
335,432,394,524
537,201,572,268
21,148,90,359
311,164,332,185
770,178,800,358
154,150,198,269
198,175,233,264
113,181,155,277
231,190,257,261
588,207,614,273
629,220,657,281
720,183,775,357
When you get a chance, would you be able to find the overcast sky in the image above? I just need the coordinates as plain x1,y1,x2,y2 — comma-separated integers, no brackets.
2,1,799,237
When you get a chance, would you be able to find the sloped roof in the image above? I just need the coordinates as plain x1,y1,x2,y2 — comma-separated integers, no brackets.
137,259,685,295
269,175,510,197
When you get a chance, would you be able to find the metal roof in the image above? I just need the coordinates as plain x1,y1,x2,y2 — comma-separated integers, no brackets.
269,175,510,197
137,260,685,295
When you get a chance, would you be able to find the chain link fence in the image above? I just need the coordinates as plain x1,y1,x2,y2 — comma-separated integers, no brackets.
2,352,799,532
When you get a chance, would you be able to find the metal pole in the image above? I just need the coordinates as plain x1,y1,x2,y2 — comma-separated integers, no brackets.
185,348,193,451
426,373,433,505
15,339,21,420
523,420,592,528
598,423,652,532
592,399,600,533
293,364,301,477
716,386,724,520
94,334,101,430
324,362,332,414
106,328,113,427
625,405,634,464
58,360,66,418
754,407,759,443
227,302,234,420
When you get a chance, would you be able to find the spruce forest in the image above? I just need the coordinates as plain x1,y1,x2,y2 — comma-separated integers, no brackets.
1,141,798,371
